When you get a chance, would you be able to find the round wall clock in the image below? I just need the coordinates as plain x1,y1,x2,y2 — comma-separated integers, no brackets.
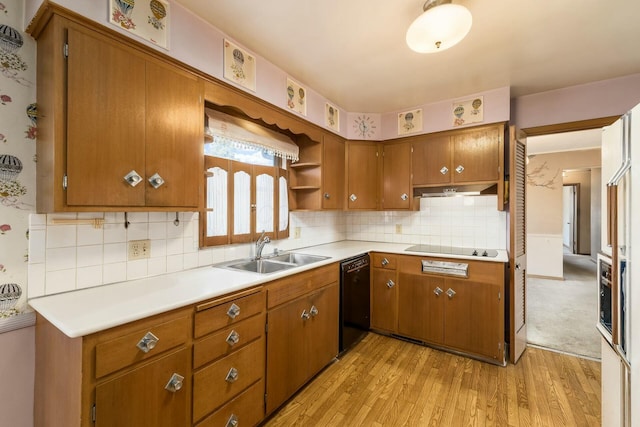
353,115,376,139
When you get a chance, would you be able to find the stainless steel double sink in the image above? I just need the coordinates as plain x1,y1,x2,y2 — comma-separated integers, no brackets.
216,252,330,274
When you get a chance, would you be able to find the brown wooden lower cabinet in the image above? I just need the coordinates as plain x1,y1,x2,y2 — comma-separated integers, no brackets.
95,348,191,427
195,379,265,427
266,265,339,414
372,253,506,364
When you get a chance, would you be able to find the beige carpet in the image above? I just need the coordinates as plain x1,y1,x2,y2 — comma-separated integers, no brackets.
526,254,601,359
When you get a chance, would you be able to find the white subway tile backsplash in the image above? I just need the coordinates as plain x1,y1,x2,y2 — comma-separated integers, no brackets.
77,245,103,268
103,262,127,284
103,223,127,243
148,222,167,240
77,224,104,246
45,269,76,294
77,265,103,289
166,238,183,256
127,259,148,280
166,254,183,273
46,225,76,248
104,243,127,264
126,222,149,241
148,257,167,276
29,229,46,264
46,247,76,271
149,212,168,222
27,263,45,298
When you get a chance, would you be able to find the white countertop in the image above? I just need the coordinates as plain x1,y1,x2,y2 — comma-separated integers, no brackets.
28,241,508,338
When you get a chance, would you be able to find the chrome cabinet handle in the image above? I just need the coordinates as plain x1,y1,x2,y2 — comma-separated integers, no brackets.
349,194,357,202
440,166,449,175
227,303,241,319
226,414,239,427
226,330,240,346
455,165,464,174
381,258,389,266
324,193,330,199
386,279,395,288
225,367,239,383
401,193,408,201
164,373,184,393
434,287,443,296
446,288,456,298
515,263,521,270
310,305,319,317
124,170,143,187
148,173,165,189
301,310,310,320
136,331,159,353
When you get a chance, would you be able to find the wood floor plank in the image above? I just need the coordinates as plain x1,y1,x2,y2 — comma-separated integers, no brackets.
262,333,601,426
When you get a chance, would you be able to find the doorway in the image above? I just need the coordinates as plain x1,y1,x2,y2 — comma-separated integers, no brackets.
562,183,578,254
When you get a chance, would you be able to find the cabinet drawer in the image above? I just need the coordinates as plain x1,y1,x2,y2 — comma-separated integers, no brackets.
399,256,504,284
267,263,339,309
95,315,190,379
193,337,265,422
195,379,264,427
372,253,397,269
193,313,265,369
194,291,265,338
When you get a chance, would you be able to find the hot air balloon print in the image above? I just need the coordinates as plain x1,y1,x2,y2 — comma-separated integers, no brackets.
148,0,167,30
112,0,136,29
0,154,22,181
0,25,23,53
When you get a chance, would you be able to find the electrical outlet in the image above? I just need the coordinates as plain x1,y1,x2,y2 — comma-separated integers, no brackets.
294,227,301,239
128,239,150,260
395,224,402,234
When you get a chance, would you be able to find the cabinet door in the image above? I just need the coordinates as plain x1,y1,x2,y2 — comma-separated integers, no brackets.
322,134,345,209
66,27,146,207
451,126,501,183
371,269,397,332
443,279,503,360
306,283,339,377
397,273,444,344
145,61,203,207
346,141,379,209
265,296,308,414
412,135,451,185
382,142,412,210
95,348,190,427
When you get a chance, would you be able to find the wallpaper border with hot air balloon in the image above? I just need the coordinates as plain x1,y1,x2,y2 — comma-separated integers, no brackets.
109,0,170,49
452,96,484,127
286,77,307,117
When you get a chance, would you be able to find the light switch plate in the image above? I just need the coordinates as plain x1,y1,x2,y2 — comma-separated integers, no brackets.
395,224,402,234
128,239,150,260
294,227,301,239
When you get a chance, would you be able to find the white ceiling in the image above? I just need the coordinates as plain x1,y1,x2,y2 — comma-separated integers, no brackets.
527,129,602,155
175,0,640,113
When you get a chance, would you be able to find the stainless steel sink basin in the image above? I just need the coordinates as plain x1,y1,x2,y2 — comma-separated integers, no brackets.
217,252,330,274
225,259,295,274
268,253,330,265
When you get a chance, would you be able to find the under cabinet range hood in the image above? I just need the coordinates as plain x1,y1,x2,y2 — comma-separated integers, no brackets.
417,183,498,198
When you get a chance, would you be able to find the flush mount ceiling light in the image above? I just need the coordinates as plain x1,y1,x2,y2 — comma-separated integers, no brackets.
406,0,472,53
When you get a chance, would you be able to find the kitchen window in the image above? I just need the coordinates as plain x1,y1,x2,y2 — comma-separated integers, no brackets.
200,108,298,247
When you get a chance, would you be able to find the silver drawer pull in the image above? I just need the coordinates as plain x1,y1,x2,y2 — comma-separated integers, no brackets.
301,309,310,320
148,173,165,189
226,330,240,346
225,367,239,383
386,279,395,288
381,258,389,266
324,192,330,199
455,165,464,174
349,194,357,202
164,373,184,393
446,288,456,298
401,193,408,201
226,414,239,427
309,305,319,317
440,166,449,175
227,303,241,319
136,331,159,353
124,170,142,187
434,287,443,296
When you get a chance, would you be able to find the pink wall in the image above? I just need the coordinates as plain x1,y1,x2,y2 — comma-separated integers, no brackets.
512,73,640,129
0,326,35,427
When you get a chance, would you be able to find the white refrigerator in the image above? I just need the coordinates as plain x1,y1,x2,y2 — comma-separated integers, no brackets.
601,101,639,427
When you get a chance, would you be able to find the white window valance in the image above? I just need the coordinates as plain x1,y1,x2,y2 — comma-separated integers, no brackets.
205,108,299,161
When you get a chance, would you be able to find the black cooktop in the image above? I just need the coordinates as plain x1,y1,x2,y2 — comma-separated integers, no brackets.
405,244,498,258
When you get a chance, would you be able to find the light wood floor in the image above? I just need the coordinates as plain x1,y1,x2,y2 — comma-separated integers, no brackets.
263,333,601,426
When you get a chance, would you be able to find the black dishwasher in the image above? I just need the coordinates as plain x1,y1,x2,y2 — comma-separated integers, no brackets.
340,254,370,353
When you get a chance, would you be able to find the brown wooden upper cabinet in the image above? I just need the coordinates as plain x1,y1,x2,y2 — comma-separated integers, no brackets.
346,141,379,210
322,133,345,210
412,123,504,186
381,142,412,210
33,14,203,212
